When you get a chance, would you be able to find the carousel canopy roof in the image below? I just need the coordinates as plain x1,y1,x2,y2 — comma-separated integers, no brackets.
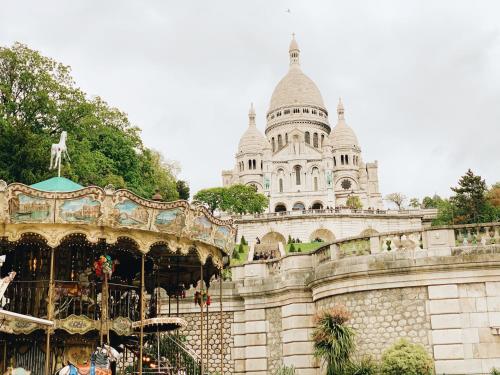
30,177,83,192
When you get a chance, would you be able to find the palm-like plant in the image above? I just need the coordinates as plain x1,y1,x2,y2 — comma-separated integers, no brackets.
312,305,355,375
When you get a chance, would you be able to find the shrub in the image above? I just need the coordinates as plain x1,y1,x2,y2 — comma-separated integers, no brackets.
312,305,355,375
240,236,247,245
349,357,378,375
289,243,296,252
288,235,292,244
491,368,500,375
380,339,433,375
238,243,245,253
232,250,240,260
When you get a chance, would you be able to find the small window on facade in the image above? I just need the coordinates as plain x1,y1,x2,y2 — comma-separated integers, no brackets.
333,156,336,166
305,132,310,144
279,178,283,193
253,159,256,169
313,133,319,148
284,109,290,114
248,160,252,169
278,134,283,148
272,138,275,152
321,134,325,146
312,109,317,115
285,133,288,144
341,155,345,165
314,177,318,191
261,161,263,169
345,155,349,164
294,165,301,185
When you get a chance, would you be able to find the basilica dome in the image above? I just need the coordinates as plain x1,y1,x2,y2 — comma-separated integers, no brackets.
269,66,325,112
330,99,359,149
238,104,267,153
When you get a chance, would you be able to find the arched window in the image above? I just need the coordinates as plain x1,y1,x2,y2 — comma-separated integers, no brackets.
275,204,287,213
305,132,310,144
313,133,318,148
261,161,263,170
345,155,349,164
248,160,252,169
279,178,283,193
321,134,325,146
314,177,318,191
293,202,305,210
294,165,301,185
333,156,337,166
278,134,283,149
341,155,345,165
272,138,275,152
312,202,323,210
253,159,256,169
285,133,288,144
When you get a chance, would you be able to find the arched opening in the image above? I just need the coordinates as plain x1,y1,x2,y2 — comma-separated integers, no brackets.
360,228,379,236
305,132,310,144
341,155,345,165
309,228,335,242
292,202,305,211
314,177,318,191
279,178,283,193
248,159,252,169
261,231,286,246
313,133,319,148
333,156,336,166
294,165,301,185
285,133,288,144
272,137,275,152
321,134,325,147
274,203,287,213
278,134,283,149
312,202,323,210
252,159,256,169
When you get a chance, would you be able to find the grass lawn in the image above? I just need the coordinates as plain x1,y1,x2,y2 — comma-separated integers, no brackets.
285,242,324,254
230,244,249,266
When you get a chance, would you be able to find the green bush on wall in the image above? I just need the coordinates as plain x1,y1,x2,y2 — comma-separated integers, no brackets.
380,339,434,375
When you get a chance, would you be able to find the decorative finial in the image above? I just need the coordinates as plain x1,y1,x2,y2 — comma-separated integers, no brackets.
289,34,300,66
248,102,256,126
337,97,345,120
49,131,71,177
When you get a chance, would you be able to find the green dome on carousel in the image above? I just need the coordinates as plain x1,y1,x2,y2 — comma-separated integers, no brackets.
30,176,83,192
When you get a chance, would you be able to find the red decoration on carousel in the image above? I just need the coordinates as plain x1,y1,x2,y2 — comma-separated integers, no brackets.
194,291,211,307
94,255,116,279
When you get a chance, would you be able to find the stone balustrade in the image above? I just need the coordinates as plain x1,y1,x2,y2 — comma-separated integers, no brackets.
231,207,438,221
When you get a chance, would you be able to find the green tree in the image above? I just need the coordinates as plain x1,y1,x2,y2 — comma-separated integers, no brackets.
346,196,363,209
0,43,179,200
450,169,489,224
487,182,500,208
422,195,442,209
380,339,433,375
312,306,355,375
409,198,420,208
193,187,227,213
176,180,190,200
194,184,268,214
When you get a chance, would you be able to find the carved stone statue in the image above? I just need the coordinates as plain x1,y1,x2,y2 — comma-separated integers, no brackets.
50,131,70,177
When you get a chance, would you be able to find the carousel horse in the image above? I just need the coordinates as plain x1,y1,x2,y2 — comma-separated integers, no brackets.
51,268,95,316
49,131,70,171
0,271,16,307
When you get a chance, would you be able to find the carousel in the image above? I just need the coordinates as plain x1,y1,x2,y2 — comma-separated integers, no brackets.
0,157,234,374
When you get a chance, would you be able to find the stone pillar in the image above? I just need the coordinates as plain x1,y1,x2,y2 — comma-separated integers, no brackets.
281,303,318,375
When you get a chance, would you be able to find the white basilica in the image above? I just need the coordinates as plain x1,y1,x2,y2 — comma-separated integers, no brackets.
222,36,383,212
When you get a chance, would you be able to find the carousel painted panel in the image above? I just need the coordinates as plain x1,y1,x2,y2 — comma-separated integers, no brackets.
153,207,186,234
214,225,234,252
8,194,53,223
56,314,97,334
112,199,149,229
58,196,102,224
191,214,213,243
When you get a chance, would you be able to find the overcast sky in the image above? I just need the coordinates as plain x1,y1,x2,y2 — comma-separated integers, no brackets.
1,1,499,200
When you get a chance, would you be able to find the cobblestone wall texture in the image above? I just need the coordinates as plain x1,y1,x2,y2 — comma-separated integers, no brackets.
316,287,432,359
266,306,283,373
179,311,234,374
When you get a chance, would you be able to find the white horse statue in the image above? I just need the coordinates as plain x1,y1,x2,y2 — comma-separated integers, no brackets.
50,131,70,176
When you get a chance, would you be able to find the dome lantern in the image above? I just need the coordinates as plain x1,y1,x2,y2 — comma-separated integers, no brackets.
289,33,300,66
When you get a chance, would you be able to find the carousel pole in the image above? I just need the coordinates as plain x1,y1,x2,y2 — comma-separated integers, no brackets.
45,246,55,375
219,271,224,375
200,265,204,375
139,254,145,375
